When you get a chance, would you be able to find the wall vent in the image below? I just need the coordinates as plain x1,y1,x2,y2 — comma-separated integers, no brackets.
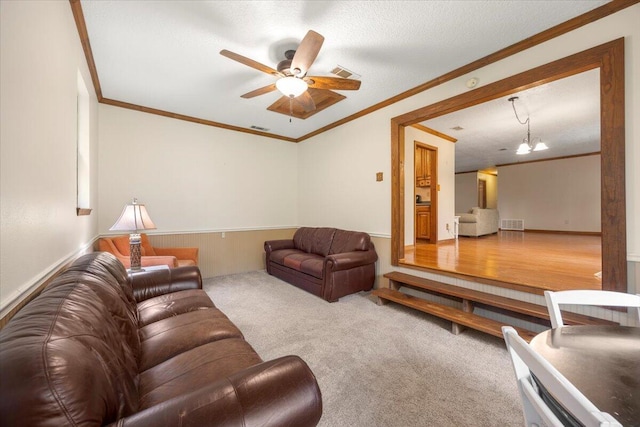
501,219,524,231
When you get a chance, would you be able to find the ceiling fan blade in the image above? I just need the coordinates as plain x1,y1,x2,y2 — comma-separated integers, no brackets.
290,30,324,77
305,76,361,90
241,84,277,99
220,49,282,77
294,91,316,112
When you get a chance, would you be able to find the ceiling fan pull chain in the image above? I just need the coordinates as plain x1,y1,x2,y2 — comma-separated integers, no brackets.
289,96,293,123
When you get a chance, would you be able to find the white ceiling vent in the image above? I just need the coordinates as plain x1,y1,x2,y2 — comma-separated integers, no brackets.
250,125,270,132
331,65,361,80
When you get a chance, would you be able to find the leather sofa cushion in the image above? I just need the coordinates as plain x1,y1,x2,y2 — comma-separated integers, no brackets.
46,270,141,357
329,229,370,254
138,308,244,371
270,249,325,279
0,282,140,425
282,252,325,279
138,338,262,409
269,248,301,266
137,288,215,326
293,227,336,256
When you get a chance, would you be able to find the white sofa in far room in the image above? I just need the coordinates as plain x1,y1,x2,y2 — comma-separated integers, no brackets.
457,208,500,237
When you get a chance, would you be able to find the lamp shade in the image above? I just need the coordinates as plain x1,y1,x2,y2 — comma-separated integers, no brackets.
276,76,308,98
533,141,549,151
109,198,156,232
516,142,531,155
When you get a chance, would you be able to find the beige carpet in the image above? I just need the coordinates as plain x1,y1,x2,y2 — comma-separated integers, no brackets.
204,271,523,426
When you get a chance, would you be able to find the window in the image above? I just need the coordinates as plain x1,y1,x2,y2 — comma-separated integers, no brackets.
76,70,91,215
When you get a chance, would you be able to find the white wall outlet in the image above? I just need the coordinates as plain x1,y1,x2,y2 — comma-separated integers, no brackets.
446,223,450,232
222,232,226,238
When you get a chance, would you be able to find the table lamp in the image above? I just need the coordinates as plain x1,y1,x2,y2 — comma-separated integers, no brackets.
109,198,156,270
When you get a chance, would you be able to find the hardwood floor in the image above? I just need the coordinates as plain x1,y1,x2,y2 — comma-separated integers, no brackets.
400,231,602,294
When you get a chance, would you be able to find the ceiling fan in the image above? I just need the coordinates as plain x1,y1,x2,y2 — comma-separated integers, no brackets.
220,30,361,115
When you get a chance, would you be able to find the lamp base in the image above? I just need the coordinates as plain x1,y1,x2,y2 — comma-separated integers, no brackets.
129,233,142,270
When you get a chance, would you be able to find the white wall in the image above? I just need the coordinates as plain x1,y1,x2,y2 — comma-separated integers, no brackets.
98,105,299,234
498,155,601,232
0,1,100,313
297,109,391,235
455,172,478,213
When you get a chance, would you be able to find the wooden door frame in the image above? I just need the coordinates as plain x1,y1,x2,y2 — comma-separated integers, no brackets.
391,39,626,293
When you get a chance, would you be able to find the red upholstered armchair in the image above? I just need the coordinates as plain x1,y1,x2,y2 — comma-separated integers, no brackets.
99,233,198,268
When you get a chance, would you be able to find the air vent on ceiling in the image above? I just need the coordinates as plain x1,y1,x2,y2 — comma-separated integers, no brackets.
250,125,270,132
450,126,464,131
330,65,361,80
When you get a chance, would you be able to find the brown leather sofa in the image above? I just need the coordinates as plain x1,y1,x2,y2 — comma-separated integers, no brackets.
0,252,322,426
99,233,199,268
265,227,378,302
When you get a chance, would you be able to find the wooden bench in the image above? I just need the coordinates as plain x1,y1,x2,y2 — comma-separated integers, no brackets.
373,271,613,342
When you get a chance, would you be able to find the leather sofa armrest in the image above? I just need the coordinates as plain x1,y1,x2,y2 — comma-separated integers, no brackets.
106,356,322,427
154,247,199,263
264,239,295,253
325,249,378,272
130,266,203,302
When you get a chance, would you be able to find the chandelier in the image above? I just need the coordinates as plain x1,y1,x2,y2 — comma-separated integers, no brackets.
508,96,549,155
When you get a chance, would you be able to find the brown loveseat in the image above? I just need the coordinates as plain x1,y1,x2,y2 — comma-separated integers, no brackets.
0,252,322,426
265,227,378,302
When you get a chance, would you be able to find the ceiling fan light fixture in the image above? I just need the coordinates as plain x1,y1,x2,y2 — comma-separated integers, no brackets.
276,76,308,98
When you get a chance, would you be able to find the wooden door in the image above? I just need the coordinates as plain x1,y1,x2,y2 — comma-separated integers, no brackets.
416,207,431,240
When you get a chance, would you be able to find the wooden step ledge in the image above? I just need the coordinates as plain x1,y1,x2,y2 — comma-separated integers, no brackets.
383,271,613,326
373,287,537,342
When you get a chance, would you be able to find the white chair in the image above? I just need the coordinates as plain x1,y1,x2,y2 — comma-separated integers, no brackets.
502,326,622,427
544,290,640,328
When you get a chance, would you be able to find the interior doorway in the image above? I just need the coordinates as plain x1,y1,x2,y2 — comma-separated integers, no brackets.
478,179,487,209
414,142,438,244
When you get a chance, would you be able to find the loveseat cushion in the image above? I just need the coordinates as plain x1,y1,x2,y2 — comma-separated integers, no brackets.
329,229,370,254
138,308,244,371
138,338,263,409
269,248,302,266
283,252,325,279
293,227,336,256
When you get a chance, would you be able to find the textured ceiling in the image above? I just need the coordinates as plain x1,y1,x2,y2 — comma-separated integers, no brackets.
80,0,608,167
422,69,601,173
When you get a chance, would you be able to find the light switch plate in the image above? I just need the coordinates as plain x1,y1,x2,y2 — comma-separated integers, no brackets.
376,172,383,181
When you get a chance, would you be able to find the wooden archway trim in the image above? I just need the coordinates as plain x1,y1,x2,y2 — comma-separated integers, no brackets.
391,38,626,293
